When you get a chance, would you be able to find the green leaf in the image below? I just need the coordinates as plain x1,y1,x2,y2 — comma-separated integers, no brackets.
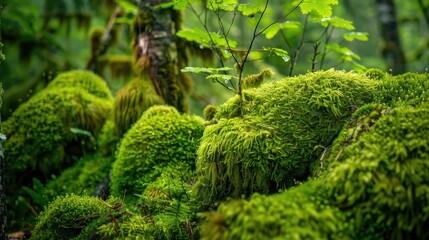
207,0,238,11
177,29,237,48
344,32,369,41
296,0,338,18
115,0,138,14
207,74,238,83
181,67,233,74
326,44,361,61
318,17,355,30
264,21,301,39
237,3,262,17
263,47,290,62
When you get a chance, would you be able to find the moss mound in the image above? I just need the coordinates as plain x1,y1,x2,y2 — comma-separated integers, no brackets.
201,180,350,240
113,78,163,135
195,70,377,205
4,87,112,177
110,105,204,198
97,171,197,239
31,195,109,240
325,104,429,239
377,72,429,107
46,70,112,100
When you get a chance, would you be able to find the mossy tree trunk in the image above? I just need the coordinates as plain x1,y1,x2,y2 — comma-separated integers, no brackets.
375,0,406,75
133,0,186,112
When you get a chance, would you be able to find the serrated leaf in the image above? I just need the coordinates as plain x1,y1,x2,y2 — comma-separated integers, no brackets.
177,29,237,48
115,0,138,14
263,47,290,62
326,43,360,61
297,0,338,18
264,21,301,39
237,3,262,17
207,74,238,83
181,67,233,74
344,32,369,41
207,0,238,11
318,17,355,30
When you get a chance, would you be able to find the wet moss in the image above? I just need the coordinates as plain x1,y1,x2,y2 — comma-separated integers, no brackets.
110,105,204,199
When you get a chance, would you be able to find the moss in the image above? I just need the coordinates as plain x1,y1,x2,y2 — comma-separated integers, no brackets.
113,77,164,135
324,104,429,239
324,103,389,171
97,119,120,156
110,105,204,199
30,195,110,240
97,170,197,239
203,104,217,121
195,70,377,206
201,180,350,240
46,70,112,100
377,72,429,107
4,87,112,176
241,67,274,89
45,152,114,197
365,68,390,81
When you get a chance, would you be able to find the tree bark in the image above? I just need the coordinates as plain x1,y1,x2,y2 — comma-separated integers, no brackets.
375,0,407,75
133,0,186,112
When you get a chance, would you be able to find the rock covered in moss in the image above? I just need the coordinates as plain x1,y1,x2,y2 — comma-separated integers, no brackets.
195,70,377,205
377,72,429,107
113,78,163,135
201,180,350,240
31,195,109,240
110,105,204,198
325,104,429,238
46,70,112,100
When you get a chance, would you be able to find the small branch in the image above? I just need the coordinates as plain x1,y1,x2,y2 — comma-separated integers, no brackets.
311,42,321,72
237,0,270,99
289,14,309,76
319,25,334,70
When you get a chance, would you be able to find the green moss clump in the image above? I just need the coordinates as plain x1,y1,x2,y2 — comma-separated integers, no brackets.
97,171,197,239
195,70,377,205
4,87,112,177
203,104,217,121
97,119,120,156
113,78,164,135
377,72,429,106
30,195,109,240
365,68,390,81
110,105,204,199
201,180,350,240
46,70,112,100
325,104,429,239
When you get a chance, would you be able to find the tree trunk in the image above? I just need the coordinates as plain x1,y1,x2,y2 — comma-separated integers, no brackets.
133,0,187,112
375,0,406,75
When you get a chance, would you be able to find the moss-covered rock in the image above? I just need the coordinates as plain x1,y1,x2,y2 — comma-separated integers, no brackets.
46,70,112,100
110,105,204,199
30,195,110,240
4,87,112,178
195,70,377,205
377,72,429,107
201,180,350,240
113,78,163,135
325,104,429,239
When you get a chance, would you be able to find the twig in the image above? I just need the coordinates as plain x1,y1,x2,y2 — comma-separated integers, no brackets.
289,14,309,76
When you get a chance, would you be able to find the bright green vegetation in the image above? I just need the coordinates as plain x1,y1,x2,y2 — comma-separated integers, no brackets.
201,180,350,240
97,171,197,239
325,104,429,239
45,70,112,100
30,195,110,240
113,78,163,135
110,105,204,199
3,71,112,180
195,70,377,206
